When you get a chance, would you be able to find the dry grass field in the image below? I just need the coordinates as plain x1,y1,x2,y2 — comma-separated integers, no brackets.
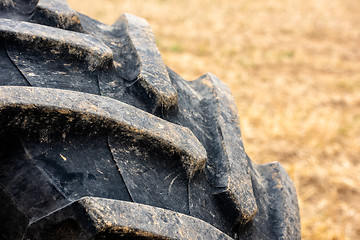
68,0,360,239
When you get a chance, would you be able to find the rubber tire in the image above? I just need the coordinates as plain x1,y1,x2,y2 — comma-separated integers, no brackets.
0,1,300,239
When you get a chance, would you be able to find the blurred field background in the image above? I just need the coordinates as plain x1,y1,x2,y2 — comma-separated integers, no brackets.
67,0,360,239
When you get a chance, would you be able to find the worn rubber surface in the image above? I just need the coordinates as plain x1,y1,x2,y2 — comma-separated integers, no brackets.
0,0,300,239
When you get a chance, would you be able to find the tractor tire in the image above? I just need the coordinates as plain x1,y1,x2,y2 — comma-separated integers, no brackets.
0,0,300,239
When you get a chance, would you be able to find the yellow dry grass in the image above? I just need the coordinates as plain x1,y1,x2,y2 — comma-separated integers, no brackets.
68,0,360,239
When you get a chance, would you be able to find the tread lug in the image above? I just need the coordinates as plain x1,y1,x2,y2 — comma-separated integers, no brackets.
30,0,84,32
239,160,301,239
0,18,113,71
24,197,234,240
191,73,258,226
0,0,14,10
0,86,206,178
113,13,178,113
256,162,301,239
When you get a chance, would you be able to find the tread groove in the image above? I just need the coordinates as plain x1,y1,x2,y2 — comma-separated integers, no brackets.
106,135,135,203
4,44,31,86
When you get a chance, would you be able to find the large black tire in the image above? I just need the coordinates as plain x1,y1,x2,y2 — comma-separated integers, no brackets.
0,1,300,239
